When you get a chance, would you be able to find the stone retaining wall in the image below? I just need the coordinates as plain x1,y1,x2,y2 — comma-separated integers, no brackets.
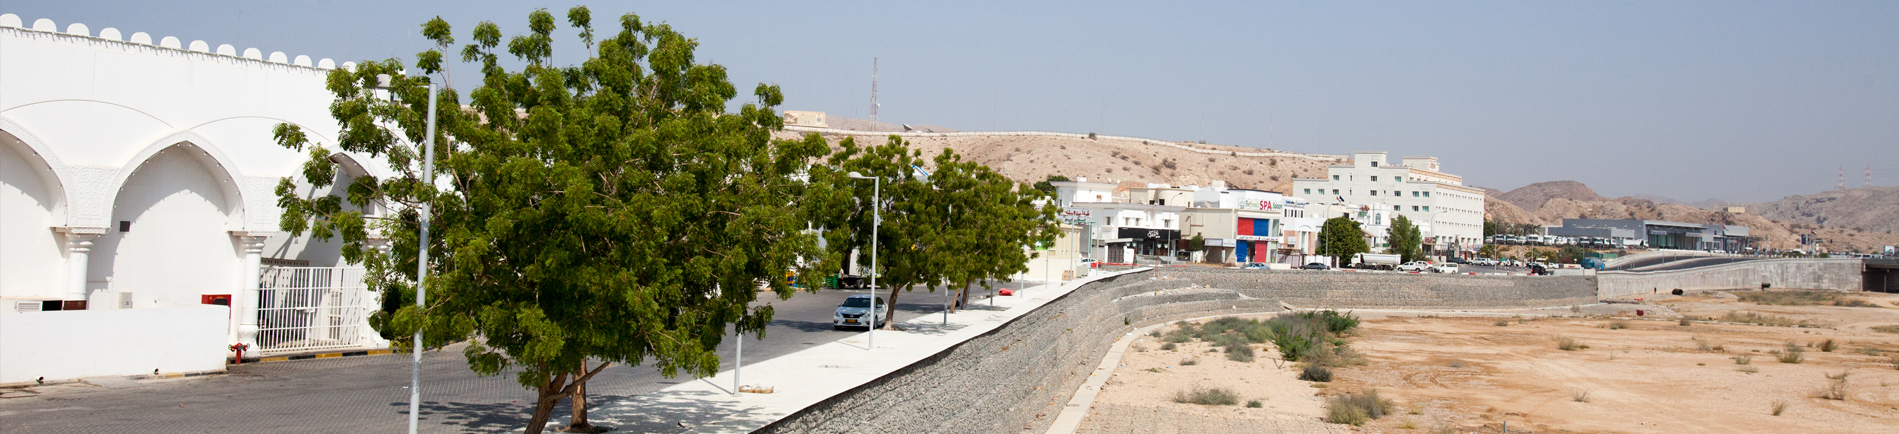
1155,268,1599,308
1598,258,1864,298
756,268,1596,433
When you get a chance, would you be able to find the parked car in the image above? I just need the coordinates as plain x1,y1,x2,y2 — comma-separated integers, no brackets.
1527,263,1552,275
1396,262,1431,273
1241,262,1270,269
832,294,886,330
1432,263,1460,274
1301,262,1330,270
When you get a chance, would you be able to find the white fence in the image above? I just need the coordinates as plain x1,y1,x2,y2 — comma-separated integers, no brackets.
255,267,379,355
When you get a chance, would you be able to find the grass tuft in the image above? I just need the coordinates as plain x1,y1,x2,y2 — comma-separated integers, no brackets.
1172,385,1240,406
1775,341,1806,364
1324,389,1394,426
1179,357,1198,366
1160,342,1177,351
1246,399,1262,408
1814,371,1850,400
1554,335,1589,351
1722,311,1816,327
1819,339,1838,352
1771,399,1789,416
1608,320,1630,330
1738,365,1759,374
1571,389,1591,403
1226,344,1256,362
1300,365,1333,382
1733,354,1752,365
1872,325,1899,334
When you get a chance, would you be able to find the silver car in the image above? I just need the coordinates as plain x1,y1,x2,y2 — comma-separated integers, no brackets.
833,294,886,330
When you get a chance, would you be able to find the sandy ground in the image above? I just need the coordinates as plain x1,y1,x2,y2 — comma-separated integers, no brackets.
1074,291,1899,433
1074,313,1345,434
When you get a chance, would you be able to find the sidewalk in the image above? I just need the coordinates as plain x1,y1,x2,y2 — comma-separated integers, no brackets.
579,274,1124,433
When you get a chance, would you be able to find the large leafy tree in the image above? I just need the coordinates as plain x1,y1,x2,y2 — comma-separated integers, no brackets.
272,8,832,433
1386,215,1423,263
804,136,1061,326
1316,216,1369,267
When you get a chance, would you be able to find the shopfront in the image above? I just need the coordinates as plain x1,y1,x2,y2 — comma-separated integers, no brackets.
1116,227,1180,257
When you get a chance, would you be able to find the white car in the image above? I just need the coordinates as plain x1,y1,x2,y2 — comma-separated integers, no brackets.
1432,263,1460,274
1396,262,1431,273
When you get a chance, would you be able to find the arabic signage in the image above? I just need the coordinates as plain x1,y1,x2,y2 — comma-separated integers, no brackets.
1059,208,1093,225
1236,235,1280,242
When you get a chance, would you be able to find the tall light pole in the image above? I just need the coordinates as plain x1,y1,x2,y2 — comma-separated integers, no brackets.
378,74,436,434
846,172,880,351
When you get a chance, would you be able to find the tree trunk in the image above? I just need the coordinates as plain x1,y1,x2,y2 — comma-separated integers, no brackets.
525,374,564,434
564,359,598,433
878,285,904,330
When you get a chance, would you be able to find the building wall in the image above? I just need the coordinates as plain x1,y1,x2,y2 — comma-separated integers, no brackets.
0,137,64,299
0,305,229,383
1289,151,1485,255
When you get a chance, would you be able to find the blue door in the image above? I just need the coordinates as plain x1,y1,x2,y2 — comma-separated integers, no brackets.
1235,239,1249,262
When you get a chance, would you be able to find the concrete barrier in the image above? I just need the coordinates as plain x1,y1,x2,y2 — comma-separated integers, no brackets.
1155,268,1599,308
1598,258,1863,298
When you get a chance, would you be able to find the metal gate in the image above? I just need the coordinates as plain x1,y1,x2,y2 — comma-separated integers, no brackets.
256,267,376,355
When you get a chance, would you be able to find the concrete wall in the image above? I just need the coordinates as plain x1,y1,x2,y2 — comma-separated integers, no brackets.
1158,268,1599,308
759,267,1599,433
1598,258,1864,298
0,305,228,383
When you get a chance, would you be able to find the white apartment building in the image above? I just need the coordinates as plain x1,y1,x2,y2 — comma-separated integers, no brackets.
1291,152,1486,258
1052,179,1186,263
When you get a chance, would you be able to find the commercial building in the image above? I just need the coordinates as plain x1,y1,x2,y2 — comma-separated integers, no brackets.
1290,151,1486,258
1552,219,1754,252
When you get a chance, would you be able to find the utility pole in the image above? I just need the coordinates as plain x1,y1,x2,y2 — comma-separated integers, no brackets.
869,58,879,125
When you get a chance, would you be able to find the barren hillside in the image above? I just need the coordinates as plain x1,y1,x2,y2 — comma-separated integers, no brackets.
1494,180,1606,210
1484,181,1899,252
776,125,1345,193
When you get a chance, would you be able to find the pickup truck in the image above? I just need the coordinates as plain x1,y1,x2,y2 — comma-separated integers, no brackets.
1396,261,1431,273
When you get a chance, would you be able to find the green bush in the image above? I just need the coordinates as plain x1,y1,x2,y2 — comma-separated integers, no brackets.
1300,365,1333,382
1246,400,1263,408
1777,341,1806,364
1160,342,1177,351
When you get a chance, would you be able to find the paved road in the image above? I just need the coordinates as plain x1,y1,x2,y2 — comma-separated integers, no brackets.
0,281,1031,434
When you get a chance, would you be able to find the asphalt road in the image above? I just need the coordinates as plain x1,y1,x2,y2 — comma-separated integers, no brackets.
0,281,1032,434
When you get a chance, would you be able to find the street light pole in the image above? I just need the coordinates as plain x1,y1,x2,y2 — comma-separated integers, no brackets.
376,75,436,434
847,172,880,351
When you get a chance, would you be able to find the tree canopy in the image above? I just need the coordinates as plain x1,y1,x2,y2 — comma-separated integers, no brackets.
1386,215,1423,263
805,135,1061,323
272,7,832,433
1317,216,1369,266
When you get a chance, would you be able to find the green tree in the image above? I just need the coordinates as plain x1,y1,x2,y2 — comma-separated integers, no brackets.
1483,219,1498,237
271,8,833,433
807,135,1061,325
1317,217,1369,267
1032,174,1071,194
1477,243,1501,260
1188,233,1205,252
1386,215,1423,263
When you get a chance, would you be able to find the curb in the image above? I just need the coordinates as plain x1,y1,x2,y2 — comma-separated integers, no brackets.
237,349,394,364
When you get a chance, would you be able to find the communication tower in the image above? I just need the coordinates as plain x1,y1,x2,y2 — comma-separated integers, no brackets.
869,58,879,124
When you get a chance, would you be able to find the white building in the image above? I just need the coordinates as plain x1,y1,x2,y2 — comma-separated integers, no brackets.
1291,151,1486,258
1051,179,1186,263
0,14,383,383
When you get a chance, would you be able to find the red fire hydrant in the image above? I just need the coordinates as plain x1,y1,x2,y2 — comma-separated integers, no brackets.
229,343,250,364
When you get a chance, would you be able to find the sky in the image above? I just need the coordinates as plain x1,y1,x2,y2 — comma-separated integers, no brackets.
7,1,1897,203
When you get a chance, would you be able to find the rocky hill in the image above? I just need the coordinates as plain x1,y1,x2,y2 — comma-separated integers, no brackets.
1494,180,1607,210
1742,186,1899,235
1484,181,1899,252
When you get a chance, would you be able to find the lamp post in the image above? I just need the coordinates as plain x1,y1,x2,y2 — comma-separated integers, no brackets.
377,74,436,434
846,172,880,350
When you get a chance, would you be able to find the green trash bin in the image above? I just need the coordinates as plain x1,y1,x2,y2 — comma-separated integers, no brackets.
825,275,840,289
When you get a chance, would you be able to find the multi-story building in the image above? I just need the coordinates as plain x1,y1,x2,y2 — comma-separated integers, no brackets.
1051,179,1183,263
1291,151,1486,258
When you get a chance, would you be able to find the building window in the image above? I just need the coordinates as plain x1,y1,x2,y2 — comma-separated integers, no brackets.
1423,206,1431,211
1411,191,1419,197
1332,175,1339,181
1412,206,1420,211
1370,191,1378,196
1332,189,1339,195
1396,176,1403,182
1304,188,1311,194
1370,176,1378,182
1423,192,1431,197
1163,219,1172,227
1393,205,1401,211
1371,161,1379,167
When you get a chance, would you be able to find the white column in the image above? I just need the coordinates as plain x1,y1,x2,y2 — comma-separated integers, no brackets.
231,232,270,351
57,227,106,307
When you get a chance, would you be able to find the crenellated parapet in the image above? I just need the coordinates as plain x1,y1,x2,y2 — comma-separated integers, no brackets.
0,13,351,71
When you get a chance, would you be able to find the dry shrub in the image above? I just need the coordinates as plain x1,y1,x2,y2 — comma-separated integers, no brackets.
1818,339,1838,352
1324,389,1394,425
1775,341,1806,364
1771,399,1789,416
1609,320,1630,330
1554,335,1588,351
1173,385,1239,406
1813,371,1850,400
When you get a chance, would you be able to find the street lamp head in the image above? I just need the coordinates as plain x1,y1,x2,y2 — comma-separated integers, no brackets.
847,171,875,180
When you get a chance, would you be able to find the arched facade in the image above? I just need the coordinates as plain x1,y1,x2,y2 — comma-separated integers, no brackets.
1,13,389,379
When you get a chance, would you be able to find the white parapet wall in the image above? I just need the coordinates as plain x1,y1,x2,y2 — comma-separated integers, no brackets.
1597,258,1864,299
0,305,229,383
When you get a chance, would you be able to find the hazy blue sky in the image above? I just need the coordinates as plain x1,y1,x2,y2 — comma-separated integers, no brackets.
8,1,1896,202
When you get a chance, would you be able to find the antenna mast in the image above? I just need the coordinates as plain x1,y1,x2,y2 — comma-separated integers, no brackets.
869,58,879,124
1837,167,1846,191
1866,164,1875,188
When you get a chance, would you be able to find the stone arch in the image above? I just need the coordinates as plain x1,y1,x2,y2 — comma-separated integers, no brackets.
0,124,69,299
91,135,247,307
0,116,72,224
270,149,380,267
